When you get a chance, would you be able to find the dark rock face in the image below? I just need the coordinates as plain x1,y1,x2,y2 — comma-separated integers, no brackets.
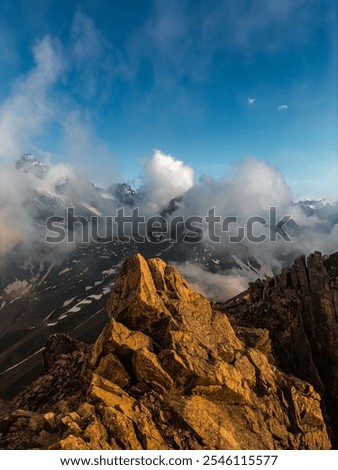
108,182,136,206
221,251,338,445
43,334,89,371
0,254,334,449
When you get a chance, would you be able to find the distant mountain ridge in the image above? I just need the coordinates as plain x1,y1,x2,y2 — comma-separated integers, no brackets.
293,198,338,226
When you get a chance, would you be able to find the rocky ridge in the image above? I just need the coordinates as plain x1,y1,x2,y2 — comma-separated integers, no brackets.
0,253,335,449
220,251,338,446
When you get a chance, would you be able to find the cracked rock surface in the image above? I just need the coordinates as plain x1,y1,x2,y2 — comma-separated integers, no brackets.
0,254,333,449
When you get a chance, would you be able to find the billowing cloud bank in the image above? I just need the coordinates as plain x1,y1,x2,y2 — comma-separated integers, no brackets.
1,149,337,302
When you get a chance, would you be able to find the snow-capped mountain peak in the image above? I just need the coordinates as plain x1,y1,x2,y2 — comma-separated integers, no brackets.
15,154,49,179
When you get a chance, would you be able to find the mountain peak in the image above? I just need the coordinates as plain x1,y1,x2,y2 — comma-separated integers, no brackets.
108,182,136,206
15,154,49,179
0,254,333,449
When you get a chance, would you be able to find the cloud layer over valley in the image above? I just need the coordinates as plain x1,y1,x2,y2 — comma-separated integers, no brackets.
0,148,337,300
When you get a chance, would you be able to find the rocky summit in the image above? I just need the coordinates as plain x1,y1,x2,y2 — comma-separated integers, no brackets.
0,253,336,450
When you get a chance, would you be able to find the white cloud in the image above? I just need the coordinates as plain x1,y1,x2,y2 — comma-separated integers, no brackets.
139,150,194,214
277,104,288,110
0,14,118,174
181,157,293,223
248,98,255,105
174,262,257,301
0,147,337,300
0,36,63,160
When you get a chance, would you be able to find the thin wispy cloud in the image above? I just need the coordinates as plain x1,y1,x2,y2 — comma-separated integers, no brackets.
69,10,117,100
124,0,322,87
0,14,117,174
278,105,288,110
0,36,63,161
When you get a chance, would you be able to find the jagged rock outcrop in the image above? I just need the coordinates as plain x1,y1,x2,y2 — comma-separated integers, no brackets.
0,254,332,449
221,251,338,445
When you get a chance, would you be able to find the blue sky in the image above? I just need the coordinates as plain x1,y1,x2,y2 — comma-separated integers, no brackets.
0,0,336,198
